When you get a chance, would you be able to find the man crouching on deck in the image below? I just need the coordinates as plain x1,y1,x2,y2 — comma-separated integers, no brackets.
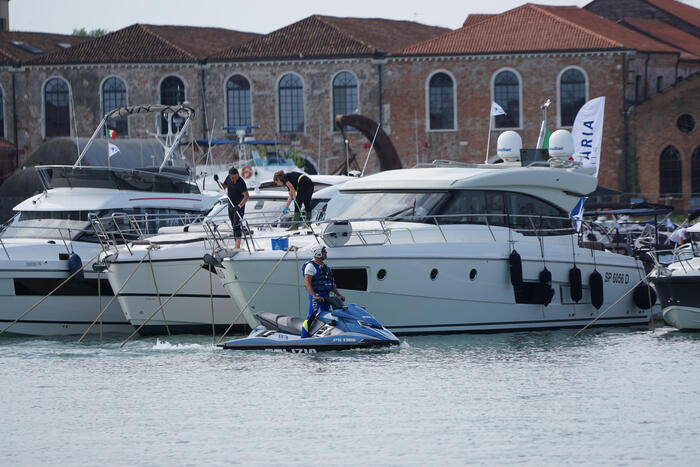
302,244,345,338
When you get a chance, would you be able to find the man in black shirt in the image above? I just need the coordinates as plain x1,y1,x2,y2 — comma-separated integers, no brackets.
220,167,249,249
273,170,313,231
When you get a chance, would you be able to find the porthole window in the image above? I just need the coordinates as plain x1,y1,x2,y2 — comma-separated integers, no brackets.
430,268,438,280
469,268,477,281
377,269,387,280
677,114,695,134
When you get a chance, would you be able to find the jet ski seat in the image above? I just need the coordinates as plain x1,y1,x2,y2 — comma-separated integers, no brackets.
254,312,325,336
256,312,304,335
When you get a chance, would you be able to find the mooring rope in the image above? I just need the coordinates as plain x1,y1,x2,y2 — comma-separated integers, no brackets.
216,248,292,344
0,249,102,336
147,249,171,336
574,268,655,337
120,263,203,347
78,249,151,342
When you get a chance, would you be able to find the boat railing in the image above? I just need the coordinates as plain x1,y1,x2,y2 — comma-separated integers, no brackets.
206,212,578,253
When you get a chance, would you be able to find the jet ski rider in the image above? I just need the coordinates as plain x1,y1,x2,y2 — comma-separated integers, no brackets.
302,244,345,338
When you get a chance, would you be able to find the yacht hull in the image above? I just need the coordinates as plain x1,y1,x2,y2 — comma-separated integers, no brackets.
221,244,651,334
106,254,248,335
654,276,700,330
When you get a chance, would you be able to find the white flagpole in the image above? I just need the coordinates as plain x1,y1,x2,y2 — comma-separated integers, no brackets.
484,115,493,164
107,141,111,170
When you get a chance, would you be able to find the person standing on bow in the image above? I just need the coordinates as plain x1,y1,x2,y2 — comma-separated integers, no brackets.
302,244,344,338
217,167,248,249
273,169,313,231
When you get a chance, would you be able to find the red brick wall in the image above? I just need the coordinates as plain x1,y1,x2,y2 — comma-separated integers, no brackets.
631,73,700,209
382,53,626,189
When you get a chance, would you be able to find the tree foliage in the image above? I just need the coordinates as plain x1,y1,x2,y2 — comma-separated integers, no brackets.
72,28,108,37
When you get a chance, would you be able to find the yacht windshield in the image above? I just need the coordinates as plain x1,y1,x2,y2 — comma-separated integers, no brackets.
322,191,446,221
1,211,90,240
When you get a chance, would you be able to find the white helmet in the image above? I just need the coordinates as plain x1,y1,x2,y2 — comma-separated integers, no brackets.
311,244,326,258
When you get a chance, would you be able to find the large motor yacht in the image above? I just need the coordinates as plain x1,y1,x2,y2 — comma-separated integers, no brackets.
218,136,654,334
101,177,349,335
0,105,219,335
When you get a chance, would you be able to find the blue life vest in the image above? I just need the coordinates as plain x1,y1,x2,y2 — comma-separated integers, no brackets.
304,261,335,293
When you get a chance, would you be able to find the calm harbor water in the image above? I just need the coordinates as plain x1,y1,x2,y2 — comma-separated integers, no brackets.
1,326,699,466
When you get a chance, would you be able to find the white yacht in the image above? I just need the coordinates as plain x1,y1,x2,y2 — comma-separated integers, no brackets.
101,178,349,335
0,105,220,336
218,146,654,334
651,223,700,330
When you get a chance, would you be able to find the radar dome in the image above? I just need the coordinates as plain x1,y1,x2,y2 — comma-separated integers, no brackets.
548,129,574,161
497,131,522,162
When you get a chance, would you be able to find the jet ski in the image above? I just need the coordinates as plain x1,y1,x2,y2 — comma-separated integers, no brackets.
218,297,399,352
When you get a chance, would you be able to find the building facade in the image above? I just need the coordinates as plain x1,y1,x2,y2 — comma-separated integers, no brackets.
0,0,698,207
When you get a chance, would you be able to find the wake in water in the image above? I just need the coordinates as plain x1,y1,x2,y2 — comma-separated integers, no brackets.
151,338,214,351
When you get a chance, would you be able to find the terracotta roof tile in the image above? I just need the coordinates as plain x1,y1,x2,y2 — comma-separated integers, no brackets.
28,24,259,65
0,31,89,66
397,4,682,56
462,14,495,27
620,17,700,60
209,15,447,61
645,0,700,29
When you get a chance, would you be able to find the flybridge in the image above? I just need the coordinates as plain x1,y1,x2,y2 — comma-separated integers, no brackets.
35,166,201,194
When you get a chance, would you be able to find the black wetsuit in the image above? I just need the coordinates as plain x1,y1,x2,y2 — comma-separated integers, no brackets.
223,176,248,237
283,171,313,216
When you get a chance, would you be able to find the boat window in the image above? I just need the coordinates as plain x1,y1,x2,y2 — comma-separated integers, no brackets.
323,191,446,221
435,191,506,226
333,268,367,291
36,166,200,194
1,210,90,240
505,192,571,235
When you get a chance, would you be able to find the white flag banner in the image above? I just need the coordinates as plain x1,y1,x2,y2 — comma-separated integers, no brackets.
572,96,605,177
108,142,120,158
491,101,506,116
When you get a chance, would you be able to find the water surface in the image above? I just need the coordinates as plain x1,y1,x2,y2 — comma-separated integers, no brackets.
1,326,699,466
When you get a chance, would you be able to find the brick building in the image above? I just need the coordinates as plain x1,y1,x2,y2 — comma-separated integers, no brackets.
0,0,697,205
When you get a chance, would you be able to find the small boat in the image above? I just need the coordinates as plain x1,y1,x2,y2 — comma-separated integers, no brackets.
218,298,399,352
651,222,700,330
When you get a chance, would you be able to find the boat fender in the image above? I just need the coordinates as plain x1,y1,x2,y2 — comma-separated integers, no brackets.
538,267,554,306
589,270,604,309
509,250,523,286
569,266,583,303
67,253,84,282
632,283,657,309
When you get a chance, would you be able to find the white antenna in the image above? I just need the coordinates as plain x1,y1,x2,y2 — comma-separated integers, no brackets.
361,123,380,176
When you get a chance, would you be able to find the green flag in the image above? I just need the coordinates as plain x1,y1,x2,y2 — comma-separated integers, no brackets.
542,129,552,149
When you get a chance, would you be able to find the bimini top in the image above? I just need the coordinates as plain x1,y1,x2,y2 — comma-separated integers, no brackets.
339,163,598,212
36,165,201,194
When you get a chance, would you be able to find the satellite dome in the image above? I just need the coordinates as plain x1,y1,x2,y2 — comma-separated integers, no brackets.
548,129,574,161
497,131,522,162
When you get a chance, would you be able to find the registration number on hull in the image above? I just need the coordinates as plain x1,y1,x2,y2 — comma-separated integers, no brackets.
604,272,629,284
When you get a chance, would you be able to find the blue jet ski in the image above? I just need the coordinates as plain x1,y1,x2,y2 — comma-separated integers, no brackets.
219,297,399,352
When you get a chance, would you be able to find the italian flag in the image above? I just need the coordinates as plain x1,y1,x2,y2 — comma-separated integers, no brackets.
106,128,117,139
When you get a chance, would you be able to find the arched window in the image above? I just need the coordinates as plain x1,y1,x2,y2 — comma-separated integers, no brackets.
160,76,185,134
660,146,682,197
559,68,586,127
102,77,128,136
226,74,251,129
44,78,70,137
332,71,358,131
428,72,454,130
494,70,520,128
692,147,700,196
279,73,304,133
